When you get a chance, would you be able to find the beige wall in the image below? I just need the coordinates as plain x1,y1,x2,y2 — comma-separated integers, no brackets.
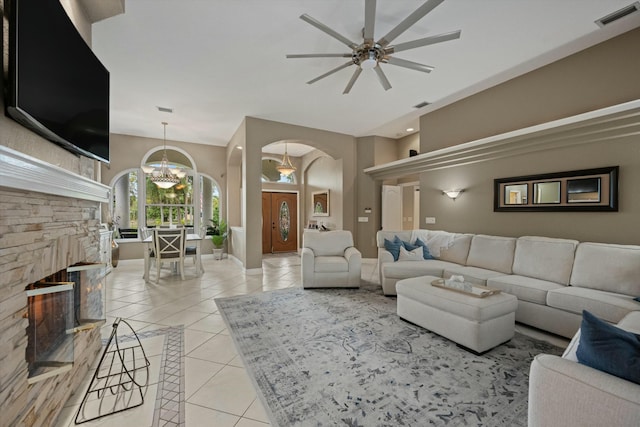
414,27,640,244
240,117,356,269
419,137,640,244
305,155,342,230
101,133,227,187
421,28,640,151
397,132,419,159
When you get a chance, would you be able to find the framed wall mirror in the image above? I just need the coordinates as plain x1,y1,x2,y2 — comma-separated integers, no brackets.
533,181,561,204
312,190,329,216
494,166,618,212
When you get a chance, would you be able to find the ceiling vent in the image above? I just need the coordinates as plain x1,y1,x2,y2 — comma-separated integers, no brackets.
157,106,173,113
413,101,431,109
596,2,640,27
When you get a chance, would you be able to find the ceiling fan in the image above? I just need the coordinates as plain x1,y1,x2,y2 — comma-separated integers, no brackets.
286,0,461,94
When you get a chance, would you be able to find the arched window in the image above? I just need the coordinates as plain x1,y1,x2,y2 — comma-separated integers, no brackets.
261,158,295,183
200,175,222,235
110,148,222,239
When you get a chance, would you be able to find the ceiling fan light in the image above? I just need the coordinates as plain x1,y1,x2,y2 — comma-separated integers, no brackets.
360,57,377,70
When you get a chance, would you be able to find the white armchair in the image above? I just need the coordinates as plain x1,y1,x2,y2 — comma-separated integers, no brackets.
301,230,361,288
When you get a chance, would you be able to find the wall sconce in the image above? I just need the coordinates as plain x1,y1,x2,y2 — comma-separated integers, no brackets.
443,189,464,200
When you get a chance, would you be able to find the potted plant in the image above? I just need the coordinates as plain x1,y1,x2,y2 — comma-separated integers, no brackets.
209,218,228,259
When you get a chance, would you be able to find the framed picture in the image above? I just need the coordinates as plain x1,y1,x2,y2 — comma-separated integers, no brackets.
312,190,329,216
494,166,618,212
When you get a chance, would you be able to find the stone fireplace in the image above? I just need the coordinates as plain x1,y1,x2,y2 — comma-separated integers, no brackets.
0,145,111,426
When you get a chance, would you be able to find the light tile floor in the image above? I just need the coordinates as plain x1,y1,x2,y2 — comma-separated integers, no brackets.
54,254,568,427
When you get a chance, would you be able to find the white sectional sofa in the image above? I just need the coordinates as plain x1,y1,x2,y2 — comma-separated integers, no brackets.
528,311,640,426
376,230,640,339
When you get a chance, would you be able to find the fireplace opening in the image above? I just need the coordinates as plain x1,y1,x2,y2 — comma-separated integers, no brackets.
26,281,74,380
25,263,107,383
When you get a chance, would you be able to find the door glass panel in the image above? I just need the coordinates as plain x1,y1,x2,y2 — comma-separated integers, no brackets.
279,201,290,241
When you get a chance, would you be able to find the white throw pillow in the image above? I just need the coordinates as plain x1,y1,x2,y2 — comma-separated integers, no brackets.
398,245,423,261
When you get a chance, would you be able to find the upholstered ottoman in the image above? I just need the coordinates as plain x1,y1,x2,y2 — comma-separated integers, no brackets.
396,276,518,353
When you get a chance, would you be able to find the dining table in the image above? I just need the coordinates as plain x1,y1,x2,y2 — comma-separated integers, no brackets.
142,233,203,281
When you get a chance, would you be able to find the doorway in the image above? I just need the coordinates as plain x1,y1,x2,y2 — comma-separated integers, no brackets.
262,192,298,253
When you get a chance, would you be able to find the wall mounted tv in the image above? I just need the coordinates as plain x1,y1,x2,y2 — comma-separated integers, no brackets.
6,0,110,163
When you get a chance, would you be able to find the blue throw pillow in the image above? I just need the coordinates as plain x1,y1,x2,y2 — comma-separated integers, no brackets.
383,237,402,261
401,240,419,251
415,238,435,260
576,310,640,385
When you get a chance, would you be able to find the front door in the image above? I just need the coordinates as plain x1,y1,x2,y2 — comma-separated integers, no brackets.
262,192,298,253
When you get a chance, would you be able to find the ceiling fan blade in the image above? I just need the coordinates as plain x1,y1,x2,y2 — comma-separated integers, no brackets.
300,14,359,49
387,30,461,54
374,65,392,91
386,56,434,73
363,0,377,44
343,67,363,94
377,0,445,47
307,61,354,84
287,53,352,59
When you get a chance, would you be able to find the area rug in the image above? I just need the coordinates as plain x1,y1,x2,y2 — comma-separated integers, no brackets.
215,285,563,427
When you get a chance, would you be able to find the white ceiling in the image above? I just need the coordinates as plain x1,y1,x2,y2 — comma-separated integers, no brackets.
92,0,640,155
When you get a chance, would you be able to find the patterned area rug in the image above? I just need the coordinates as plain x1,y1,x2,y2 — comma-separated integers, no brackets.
216,286,563,427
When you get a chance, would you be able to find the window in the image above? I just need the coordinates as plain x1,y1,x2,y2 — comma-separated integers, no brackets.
145,174,194,227
112,171,139,237
200,175,221,235
261,159,295,183
111,148,223,239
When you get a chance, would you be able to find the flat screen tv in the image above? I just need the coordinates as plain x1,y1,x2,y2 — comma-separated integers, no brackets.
6,0,110,163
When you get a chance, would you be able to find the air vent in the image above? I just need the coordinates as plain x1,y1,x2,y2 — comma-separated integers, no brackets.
596,2,640,27
157,106,173,113
413,101,431,109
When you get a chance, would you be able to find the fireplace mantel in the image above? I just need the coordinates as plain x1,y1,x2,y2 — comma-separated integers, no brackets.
0,145,110,202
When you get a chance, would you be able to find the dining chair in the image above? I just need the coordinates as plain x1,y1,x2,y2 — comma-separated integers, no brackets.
139,226,155,267
185,225,205,272
153,228,186,283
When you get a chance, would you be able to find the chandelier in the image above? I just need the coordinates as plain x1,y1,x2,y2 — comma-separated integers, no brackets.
142,122,185,189
276,142,296,177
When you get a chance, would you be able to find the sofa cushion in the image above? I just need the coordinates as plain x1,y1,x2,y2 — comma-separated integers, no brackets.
576,310,640,385
443,266,507,286
314,256,348,273
570,242,640,297
465,234,516,274
512,236,578,285
547,287,639,324
382,260,460,280
437,233,473,265
618,311,640,334
487,275,564,305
